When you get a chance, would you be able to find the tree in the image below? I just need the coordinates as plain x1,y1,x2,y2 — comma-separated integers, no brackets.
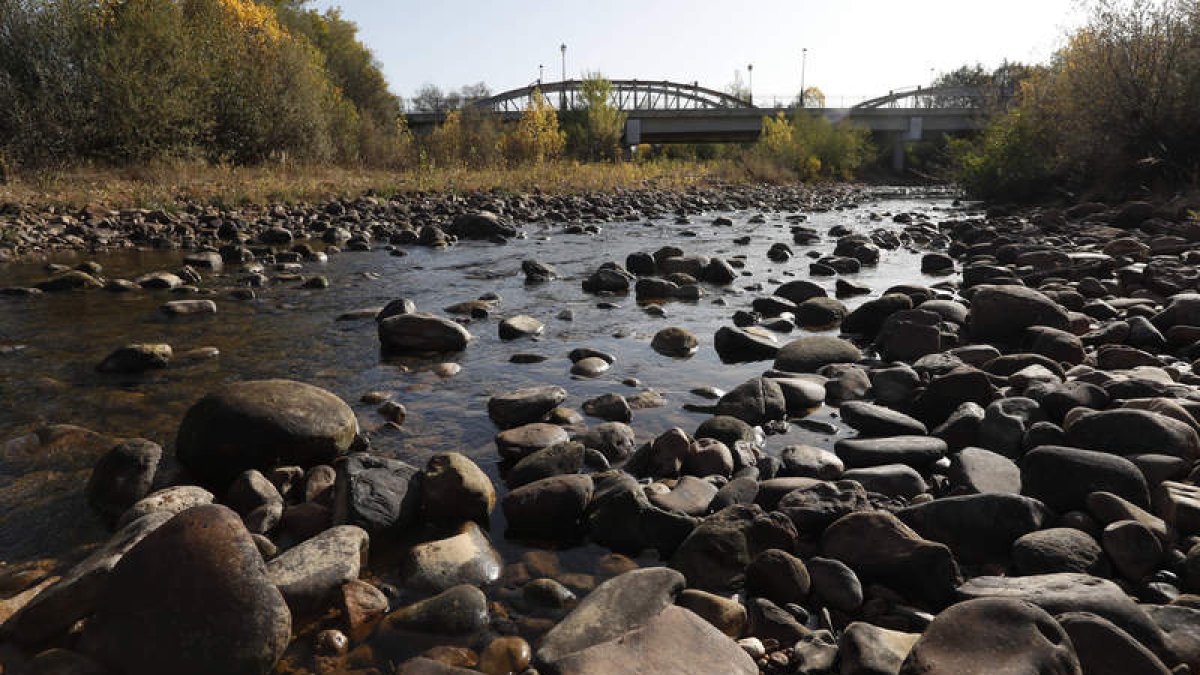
411,83,447,112
459,81,491,105
504,87,565,164
799,86,825,108
564,72,627,161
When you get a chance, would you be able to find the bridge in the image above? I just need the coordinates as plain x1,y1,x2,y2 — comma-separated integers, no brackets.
406,80,989,170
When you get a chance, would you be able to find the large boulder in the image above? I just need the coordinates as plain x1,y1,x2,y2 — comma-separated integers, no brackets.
545,604,756,675
1021,445,1150,512
899,598,1081,675
378,313,473,352
1066,409,1200,462
83,505,291,675
821,510,961,609
968,285,1071,343
176,379,358,488
2,512,172,645
535,567,685,667
773,336,861,373
897,493,1052,564
1058,612,1172,675
957,573,1171,661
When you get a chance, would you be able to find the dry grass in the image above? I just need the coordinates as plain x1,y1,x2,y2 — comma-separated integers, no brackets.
0,159,736,211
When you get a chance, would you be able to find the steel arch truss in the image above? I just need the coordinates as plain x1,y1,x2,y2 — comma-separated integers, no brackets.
852,85,986,109
472,79,754,113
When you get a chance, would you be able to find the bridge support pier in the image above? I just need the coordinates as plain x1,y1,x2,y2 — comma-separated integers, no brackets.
892,136,907,173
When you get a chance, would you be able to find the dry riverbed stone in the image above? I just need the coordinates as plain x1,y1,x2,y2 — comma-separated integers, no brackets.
899,598,1082,674
176,379,359,488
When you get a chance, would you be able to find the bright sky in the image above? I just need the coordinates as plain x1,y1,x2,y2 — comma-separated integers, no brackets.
311,0,1085,108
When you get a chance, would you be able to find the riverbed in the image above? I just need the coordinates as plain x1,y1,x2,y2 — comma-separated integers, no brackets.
0,186,968,668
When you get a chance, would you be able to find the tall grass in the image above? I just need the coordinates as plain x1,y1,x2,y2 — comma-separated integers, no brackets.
0,159,729,211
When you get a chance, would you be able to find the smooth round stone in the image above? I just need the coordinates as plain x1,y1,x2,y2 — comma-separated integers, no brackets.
175,379,358,488
265,525,368,615
97,344,172,373
160,299,217,316
898,597,1080,674
488,386,568,429
421,452,495,524
495,423,571,462
834,436,947,469
807,556,863,612
840,401,928,437
1012,527,1109,576
780,444,844,480
479,636,532,675
383,585,489,634
651,327,699,357
378,313,473,352
401,522,502,593
499,315,545,340
524,577,578,611
1058,611,1172,675
774,336,861,373
1102,519,1163,581
82,505,291,675
86,438,162,523
571,357,611,377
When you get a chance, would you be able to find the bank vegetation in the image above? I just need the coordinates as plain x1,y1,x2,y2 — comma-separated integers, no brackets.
951,0,1200,200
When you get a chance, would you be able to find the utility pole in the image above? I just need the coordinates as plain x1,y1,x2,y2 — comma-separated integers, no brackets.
747,63,753,105
560,43,567,110
800,48,807,107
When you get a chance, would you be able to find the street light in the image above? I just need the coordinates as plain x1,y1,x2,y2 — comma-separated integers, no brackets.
800,48,808,107
747,63,753,105
560,43,567,109
539,64,544,84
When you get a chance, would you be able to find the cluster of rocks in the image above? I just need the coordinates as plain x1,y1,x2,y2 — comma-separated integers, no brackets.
0,184,864,262
9,191,1200,674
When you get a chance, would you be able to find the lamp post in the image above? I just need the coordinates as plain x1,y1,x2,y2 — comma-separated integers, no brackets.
747,63,753,105
560,43,567,109
800,48,807,107
539,64,544,85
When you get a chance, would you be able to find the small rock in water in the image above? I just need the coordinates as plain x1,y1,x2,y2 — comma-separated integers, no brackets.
499,314,545,340
651,327,699,357
571,357,610,377
432,362,462,377
160,299,217,316
377,401,406,424
97,344,173,373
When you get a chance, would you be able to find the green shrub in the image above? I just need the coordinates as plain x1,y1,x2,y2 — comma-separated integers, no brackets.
746,109,872,181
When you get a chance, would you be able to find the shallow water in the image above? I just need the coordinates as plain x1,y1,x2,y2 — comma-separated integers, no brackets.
0,187,969,664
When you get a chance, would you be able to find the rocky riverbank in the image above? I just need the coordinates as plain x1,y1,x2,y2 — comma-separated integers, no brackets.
0,183,869,263
3,188,1200,674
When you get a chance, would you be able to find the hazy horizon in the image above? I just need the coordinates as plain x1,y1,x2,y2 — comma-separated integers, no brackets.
312,0,1085,107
